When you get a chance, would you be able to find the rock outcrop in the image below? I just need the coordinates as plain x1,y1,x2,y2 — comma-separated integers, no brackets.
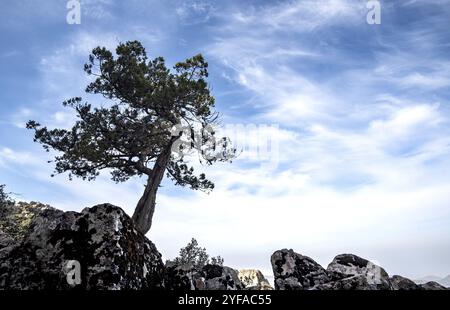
272,249,398,290
390,275,421,290
0,203,164,289
203,264,243,290
164,261,205,290
238,269,273,290
163,262,243,290
271,249,330,290
326,254,392,290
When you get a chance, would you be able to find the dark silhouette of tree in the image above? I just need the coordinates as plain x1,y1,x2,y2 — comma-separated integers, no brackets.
27,41,235,234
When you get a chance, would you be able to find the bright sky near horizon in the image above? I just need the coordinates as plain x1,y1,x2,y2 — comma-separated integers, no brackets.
1,0,450,280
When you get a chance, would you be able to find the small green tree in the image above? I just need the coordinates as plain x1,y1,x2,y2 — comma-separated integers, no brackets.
173,238,224,269
27,41,235,234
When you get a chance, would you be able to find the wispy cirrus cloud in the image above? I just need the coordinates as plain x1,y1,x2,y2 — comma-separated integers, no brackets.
227,0,365,32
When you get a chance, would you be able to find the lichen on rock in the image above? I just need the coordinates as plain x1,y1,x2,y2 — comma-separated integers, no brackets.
0,203,165,290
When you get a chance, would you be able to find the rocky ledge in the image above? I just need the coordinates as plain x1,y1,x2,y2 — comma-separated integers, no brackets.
0,203,164,289
271,249,448,290
0,202,447,290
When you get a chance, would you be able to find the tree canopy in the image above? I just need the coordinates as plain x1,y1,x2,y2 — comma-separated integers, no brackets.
27,40,235,233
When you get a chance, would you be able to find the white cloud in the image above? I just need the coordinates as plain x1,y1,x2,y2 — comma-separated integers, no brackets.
8,107,33,128
82,0,115,20
399,72,450,89
228,0,364,32
370,29,450,90
207,45,335,126
402,0,450,7
0,147,41,167
175,0,216,25
0,50,20,58
369,104,442,137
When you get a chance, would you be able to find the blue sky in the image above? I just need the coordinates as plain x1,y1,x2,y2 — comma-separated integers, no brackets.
1,0,450,280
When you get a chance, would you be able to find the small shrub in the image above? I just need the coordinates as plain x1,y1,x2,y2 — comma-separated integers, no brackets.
172,238,224,269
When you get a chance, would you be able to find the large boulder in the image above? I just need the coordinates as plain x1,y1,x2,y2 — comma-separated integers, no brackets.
419,281,447,290
326,254,393,290
0,203,164,289
238,269,273,290
271,250,397,290
163,262,243,290
271,249,330,290
390,275,421,290
163,261,205,290
203,264,244,290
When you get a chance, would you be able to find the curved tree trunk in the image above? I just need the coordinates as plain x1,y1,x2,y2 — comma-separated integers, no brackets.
132,143,173,235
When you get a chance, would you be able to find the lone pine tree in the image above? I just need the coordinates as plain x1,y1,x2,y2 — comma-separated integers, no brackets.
27,41,235,234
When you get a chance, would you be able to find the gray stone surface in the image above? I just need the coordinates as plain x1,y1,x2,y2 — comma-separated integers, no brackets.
164,261,205,290
272,249,398,290
163,262,244,290
326,254,393,290
203,264,244,290
390,275,421,290
271,249,330,290
0,203,164,289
